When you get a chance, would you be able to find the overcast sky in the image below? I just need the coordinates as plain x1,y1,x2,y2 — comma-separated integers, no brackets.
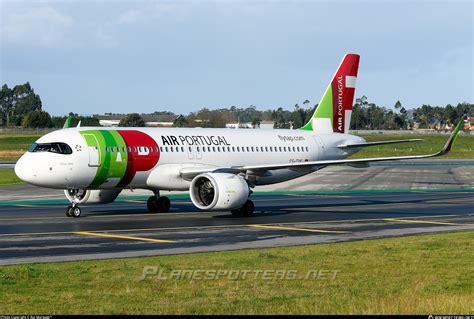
1,0,472,116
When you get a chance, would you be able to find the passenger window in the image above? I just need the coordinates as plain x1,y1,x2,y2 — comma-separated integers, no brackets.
105,147,108,152
155,147,159,152
165,147,168,152
232,147,235,152
170,147,174,152
306,147,309,152
181,147,185,152
217,147,221,152
293,147,296,152
159,147,163,152
279,147,282,152
213,147,216,152
237,146,240,152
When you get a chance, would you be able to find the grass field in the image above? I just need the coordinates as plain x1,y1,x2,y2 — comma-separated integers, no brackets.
0,135,40,161
0,170,23,185
352,134,473,158
1,231,473,314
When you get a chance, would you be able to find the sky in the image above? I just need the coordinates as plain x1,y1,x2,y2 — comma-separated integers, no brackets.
0,0,472,116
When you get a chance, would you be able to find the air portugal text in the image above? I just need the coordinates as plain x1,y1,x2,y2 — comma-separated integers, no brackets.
161,135,231,147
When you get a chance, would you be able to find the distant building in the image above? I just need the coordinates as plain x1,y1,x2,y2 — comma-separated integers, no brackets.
94,114,179,127
226,122,253,129
225,121,275,129
259,121,275,129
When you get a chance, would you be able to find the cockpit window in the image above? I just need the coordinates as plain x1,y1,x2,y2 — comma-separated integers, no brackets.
29,142,73,155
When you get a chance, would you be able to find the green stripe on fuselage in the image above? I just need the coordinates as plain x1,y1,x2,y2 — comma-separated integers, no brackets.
80,130,128,188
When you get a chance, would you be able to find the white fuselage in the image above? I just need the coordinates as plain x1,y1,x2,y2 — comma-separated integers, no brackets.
15,127,365,191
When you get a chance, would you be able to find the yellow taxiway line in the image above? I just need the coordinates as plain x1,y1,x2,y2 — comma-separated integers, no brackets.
248,224,346,233
383,218,468,226
0,215,469,238
75,231,175,243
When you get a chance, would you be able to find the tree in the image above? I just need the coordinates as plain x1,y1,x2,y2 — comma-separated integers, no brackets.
173,115,188,127
251,117,261,128
119,113,146,127
51,115,99,128
290,104,306,129
21,110,52,128
394,100,402,110
272,107,291,129
0,83,42,126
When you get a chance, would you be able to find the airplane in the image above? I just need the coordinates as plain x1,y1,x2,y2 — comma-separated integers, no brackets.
14,53,464,218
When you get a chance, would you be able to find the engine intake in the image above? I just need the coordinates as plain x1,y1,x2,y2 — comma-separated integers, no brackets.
190,173,249,211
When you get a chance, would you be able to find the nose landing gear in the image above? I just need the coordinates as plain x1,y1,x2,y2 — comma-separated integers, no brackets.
65,203,81,218
65,189,83,218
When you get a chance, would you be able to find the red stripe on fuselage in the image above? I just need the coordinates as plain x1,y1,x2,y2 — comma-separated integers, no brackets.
117,130,160,187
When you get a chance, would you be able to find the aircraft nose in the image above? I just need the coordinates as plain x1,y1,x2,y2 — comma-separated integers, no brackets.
14,154,36,184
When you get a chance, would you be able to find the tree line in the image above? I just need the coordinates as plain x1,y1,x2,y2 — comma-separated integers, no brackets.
1,82,472,129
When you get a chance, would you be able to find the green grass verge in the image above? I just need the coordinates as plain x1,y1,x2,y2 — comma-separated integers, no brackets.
1,231,473,314
0,135,40,151
352,134,474,158
0,170,23,186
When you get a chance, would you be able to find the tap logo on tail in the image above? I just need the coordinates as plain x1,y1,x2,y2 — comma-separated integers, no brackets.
301,53,360,134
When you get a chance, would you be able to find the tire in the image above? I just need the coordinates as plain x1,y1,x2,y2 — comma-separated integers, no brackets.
147,196,159,213
71,206,81,218
65,206,73,217
241,200,254,217
231,209,241,216
157,196,171,213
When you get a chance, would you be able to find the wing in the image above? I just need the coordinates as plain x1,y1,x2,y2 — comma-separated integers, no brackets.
337,138,422,148
180,118,464,180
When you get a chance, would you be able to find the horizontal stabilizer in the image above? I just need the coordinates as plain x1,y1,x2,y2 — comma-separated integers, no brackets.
338,139,422,148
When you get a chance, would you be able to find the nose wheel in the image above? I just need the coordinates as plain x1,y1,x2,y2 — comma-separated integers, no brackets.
147,196,171,213
65,205,82,218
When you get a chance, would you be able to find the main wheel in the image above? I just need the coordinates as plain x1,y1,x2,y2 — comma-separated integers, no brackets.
157,196,171,213
71,206,81,218
241,200,254,217
65,205,73,217
147,196,159,213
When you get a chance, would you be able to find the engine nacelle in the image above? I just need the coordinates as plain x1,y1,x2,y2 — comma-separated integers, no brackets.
190,173,250,211
64,189,121,204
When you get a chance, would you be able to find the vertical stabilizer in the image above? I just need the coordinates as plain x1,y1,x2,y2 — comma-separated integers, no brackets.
301,53,360,134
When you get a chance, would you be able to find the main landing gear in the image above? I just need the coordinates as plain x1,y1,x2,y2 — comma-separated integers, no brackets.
231,199,255,217
147,191,171,213
65,203,81,218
